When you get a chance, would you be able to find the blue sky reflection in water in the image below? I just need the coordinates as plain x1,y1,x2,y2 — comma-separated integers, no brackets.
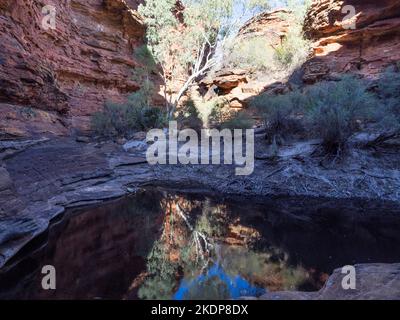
174,264,266,300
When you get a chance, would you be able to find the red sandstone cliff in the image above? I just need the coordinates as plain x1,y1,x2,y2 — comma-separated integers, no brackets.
0,0,161,137
303,0,400,83
1,1,400,137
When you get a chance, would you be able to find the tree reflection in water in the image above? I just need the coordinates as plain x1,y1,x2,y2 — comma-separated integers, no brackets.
138,193,311,300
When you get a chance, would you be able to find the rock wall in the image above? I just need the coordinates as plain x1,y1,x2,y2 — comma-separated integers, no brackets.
237,8,294,44
303,0,400,83
0,0,162,137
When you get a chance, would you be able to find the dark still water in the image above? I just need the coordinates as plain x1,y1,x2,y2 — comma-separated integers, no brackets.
1,188,400,300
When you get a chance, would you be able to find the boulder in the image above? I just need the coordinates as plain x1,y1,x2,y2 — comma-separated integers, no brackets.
123,140,148,153
258,264,400,300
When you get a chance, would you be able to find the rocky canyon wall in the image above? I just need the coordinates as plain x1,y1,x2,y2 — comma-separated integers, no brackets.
0,0,162,137
199,1,400,109
303,0,400,83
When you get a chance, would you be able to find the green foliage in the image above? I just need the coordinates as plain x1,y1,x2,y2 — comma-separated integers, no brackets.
208,101,254,130
220,112,254,130
139,0,272,108
132,46,158,94
252,91,304,143
91,102,127,137
377,66,400,130
91,45,168,138
283,0,312,22
207,99,230,128
223,2,311,76
176,99,204,131
91,94,167,138
134,45,158,74
253,76,380,153
224,37,276,71
305,76,377,152
273,25,311,70
138,240,177,300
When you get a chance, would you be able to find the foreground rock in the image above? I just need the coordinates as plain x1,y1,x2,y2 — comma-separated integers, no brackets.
253,264,400,300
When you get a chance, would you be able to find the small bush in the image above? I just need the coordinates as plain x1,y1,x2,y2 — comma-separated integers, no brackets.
176,99,204,131
207,100,253,130
305,76,378,153
221,11,311,77
376,66,400,130
252,76,381,153
207,99,231,128
220,112,254,130
273,25,311,70
91,102,128,137
91,92,167,138
223,37,277,72
252,90,305,143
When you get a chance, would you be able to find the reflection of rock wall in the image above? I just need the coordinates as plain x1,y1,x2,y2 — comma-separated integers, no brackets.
0,195,163,300
0,0,163,137
303,0,400,83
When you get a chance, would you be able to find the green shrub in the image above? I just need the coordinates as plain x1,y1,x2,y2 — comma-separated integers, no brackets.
176,99,204,131
252,76,380,153
222,10,311,77
207,99,230,128
91,44,168,138
223,37,277,72
377,66,400,130
305,76,378,153
208,100,254,130
252,90,305,143
220,112,254,130
91,102,128,137
273,25,311,70
91,92,167,138
207,100,253,130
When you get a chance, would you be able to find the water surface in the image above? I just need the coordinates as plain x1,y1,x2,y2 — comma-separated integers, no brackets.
1,188,400,300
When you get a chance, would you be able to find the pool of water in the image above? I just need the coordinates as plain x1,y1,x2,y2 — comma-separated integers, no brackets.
1,188,400,300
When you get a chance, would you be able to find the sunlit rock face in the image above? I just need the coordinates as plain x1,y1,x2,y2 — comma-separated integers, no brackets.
198,9,296,109
237,8,294,45
0,0,163,137
303,0,400,83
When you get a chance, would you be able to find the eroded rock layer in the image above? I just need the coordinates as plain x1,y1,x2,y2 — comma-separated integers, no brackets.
303,0,400,83
0,0,158,137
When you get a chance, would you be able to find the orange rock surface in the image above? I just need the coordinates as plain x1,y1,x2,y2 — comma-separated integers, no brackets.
0,0,162,137
303,0,400,83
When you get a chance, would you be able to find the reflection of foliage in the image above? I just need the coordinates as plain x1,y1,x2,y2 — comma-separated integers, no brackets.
137,192,310,300
139,195,224,299
219,246,309,291
195,200,227,238
138,240,177,300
